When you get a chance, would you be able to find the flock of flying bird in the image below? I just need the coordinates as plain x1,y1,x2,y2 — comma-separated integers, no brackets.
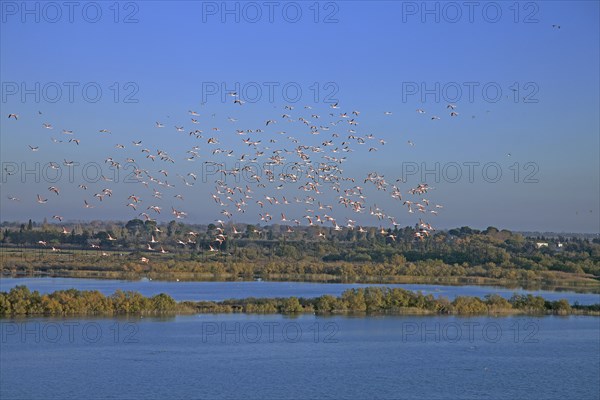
6,98,459,262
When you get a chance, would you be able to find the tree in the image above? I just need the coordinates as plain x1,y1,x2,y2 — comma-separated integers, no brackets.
125,219,144,236
167,220,177,237
452,296,487,314
151,293,177,312
484,294,512,311
550,299,571,313
281,297,304,313
316,295,337,312
342,289,367,312
144,220,157,233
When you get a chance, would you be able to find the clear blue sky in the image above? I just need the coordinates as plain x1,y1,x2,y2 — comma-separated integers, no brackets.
1,1,599,233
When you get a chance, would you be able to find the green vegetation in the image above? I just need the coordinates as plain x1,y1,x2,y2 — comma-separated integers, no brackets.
1,221,599,291
0,285,179,316
1,285,598,317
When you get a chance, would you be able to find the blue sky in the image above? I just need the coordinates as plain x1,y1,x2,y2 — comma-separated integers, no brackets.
1,1,599,233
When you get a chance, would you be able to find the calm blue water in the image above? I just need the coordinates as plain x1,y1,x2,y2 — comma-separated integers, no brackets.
1,315,598,400
1,277,599,304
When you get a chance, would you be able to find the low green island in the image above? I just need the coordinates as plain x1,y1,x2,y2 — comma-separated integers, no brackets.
1,285,598,317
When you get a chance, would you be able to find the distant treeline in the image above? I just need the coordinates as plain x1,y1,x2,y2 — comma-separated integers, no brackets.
1,221,599,285
1,285,598,317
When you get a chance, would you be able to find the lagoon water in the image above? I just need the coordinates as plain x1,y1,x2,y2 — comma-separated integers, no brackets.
1,277,599,304
1,314,598,400
2,278,598,399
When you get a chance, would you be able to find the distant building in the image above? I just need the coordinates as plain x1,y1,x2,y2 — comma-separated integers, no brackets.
553,242,565,252
535,242,549,249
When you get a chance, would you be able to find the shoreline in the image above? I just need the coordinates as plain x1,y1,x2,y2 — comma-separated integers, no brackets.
3,271,599,294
